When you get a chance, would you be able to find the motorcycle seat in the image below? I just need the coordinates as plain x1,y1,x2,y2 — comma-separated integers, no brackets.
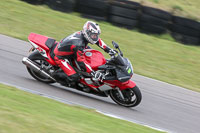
45,38,56,49
28,33,55,51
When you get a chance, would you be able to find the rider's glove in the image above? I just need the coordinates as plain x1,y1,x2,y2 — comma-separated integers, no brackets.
108,49,117,57
91,71,105,81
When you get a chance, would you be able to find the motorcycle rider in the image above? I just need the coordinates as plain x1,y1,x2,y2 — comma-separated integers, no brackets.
51,21,116,84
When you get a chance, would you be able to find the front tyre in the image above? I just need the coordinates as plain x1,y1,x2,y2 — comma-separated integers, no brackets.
110,85,142,107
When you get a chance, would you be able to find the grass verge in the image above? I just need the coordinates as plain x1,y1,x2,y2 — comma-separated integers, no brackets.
0,83,164,133
0,0,200,92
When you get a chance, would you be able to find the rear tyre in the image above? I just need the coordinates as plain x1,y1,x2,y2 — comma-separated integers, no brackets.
110,85,142,107
27,58,55,84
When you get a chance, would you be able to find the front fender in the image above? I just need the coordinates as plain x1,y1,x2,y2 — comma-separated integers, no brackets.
119,80,136,90
104,80,136,90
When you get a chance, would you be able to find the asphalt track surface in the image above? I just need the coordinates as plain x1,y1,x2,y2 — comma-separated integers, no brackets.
0,34,200,133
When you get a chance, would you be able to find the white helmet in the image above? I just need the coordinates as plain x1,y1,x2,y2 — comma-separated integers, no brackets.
82,21,101,44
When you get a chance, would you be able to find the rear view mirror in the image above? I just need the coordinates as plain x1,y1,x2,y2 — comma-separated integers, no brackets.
112,41,119,49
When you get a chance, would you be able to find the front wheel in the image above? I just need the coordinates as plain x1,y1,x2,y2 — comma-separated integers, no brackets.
110,85,142,107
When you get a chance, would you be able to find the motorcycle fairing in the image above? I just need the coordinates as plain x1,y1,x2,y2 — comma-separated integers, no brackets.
115,66,132,82
80,78,114,92
80,78,102,91
28,33,54,51
104,80,136,90
80,77,136,91
28,33,57,66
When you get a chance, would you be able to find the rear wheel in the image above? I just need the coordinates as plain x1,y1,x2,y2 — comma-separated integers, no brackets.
27,58,55,84
110,85,142,107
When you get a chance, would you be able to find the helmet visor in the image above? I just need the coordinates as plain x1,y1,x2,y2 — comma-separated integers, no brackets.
87,31,99,42
90,33,98,41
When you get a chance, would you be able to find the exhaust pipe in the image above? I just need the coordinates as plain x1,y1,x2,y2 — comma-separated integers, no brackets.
22,57,56,81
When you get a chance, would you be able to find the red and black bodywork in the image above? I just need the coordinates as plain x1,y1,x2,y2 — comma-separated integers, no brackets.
23,33,142,107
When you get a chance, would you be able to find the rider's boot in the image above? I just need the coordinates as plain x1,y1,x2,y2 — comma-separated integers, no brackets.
52,70,80,86
51,70,69,85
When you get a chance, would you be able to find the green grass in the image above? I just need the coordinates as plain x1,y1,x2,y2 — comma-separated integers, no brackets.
0,84,164,133
133,0,200,20
0,0,200,92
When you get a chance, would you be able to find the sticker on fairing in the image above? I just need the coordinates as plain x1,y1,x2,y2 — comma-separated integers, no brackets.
128,68,132,74
85,52,92,57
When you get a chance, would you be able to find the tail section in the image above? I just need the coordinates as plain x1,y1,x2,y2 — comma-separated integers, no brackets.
28,33,55,51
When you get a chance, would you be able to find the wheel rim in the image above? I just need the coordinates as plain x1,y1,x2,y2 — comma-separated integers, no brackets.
110,88,137,106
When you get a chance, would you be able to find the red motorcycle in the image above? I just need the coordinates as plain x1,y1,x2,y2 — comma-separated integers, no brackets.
22,33,142,107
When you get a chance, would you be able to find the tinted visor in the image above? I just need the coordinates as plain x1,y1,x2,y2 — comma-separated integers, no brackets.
87,31,99,42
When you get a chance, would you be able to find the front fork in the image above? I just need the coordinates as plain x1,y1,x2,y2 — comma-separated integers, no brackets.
116,87,125,100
